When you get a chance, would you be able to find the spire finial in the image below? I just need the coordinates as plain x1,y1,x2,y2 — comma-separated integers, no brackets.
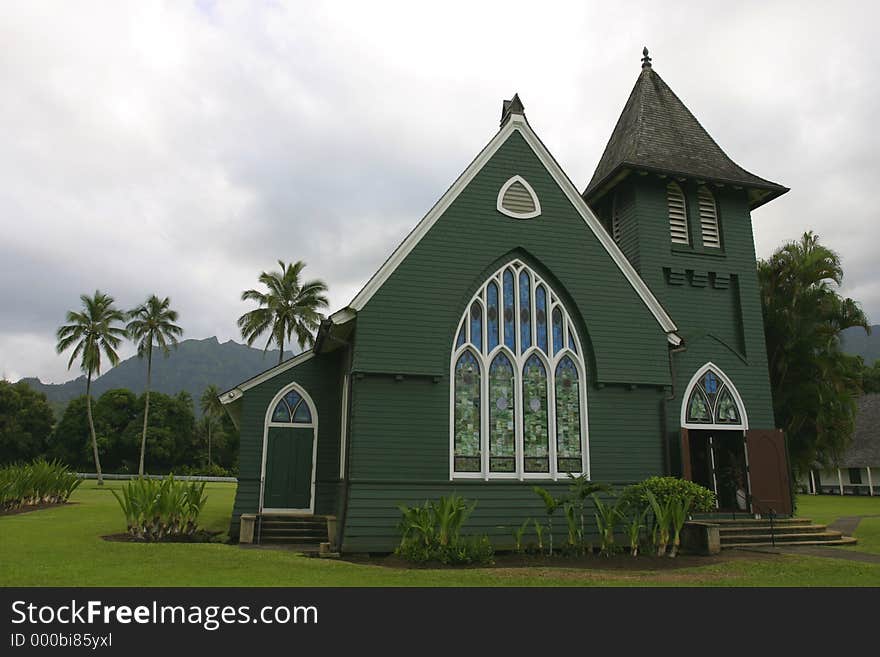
641,46,652,69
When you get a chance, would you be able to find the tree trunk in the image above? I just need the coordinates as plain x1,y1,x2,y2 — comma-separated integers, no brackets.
138,342,152,477
278,334,284,365
85,372,103,486
207,421,212,466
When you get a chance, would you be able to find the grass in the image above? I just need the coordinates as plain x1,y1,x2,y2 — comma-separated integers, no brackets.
2,483,880,586
796,493,880,555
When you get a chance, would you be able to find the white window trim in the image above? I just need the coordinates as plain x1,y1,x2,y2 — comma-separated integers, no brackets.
680,362,749,430
449,260,590,482
496,175,542,219
259,382,319,515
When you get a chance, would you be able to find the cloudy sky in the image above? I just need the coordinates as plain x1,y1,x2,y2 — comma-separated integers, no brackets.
2,1,877,383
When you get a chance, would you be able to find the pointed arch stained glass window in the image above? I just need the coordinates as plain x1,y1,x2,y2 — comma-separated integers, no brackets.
453,351,481,472
489,353,516,472
555,357,582,473
487,281,500,352
451,260,587,477
271,390,311,424
522,354,549,473
503,269,516,351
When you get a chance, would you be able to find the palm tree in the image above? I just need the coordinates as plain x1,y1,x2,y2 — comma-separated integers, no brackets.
758,231,870,472
237,260,329,363
200,384,225,466
126,295,183,476
56,291,127,486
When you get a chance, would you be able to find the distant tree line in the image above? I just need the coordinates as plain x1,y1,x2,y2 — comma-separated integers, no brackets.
0,381,238,475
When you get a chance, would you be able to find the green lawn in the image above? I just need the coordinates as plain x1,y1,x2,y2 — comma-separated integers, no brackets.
2,483,880,586
796,494,880,555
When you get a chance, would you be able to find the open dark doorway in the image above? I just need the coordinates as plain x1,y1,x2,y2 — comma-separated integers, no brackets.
688,429,749,512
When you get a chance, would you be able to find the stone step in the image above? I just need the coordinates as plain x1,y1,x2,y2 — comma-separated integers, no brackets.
703,518,814,527
721,531,844,544
719,524,830,536
725,537,858,548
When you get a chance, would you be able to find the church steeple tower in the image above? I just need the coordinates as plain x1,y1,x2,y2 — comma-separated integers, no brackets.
584,49,788,211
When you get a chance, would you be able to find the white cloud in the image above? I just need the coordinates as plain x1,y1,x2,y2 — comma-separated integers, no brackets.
1,0,878,383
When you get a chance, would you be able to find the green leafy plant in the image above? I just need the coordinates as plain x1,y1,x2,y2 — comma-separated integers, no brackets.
533,519,545,553
626,507,648,557
592,494,623,557
566,474,611,544
563,502,581,550
532,486,562,555
510,519,530,554
646,490,673,557
0,459,82,511
110,475,207,541
395,495,492,566
669,494,695,558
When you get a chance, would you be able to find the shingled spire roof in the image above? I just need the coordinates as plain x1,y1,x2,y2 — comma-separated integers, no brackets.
584,49,788,209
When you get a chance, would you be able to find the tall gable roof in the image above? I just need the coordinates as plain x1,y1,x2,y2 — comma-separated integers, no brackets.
327,102,682,346
584,52,788,209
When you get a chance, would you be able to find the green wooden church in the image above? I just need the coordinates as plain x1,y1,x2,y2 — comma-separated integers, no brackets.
221,50,793,552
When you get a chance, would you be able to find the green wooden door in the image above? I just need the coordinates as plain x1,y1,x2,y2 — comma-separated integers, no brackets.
263,426,314,510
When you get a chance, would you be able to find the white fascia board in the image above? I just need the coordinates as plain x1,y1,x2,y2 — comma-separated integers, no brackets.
329,307,356,325
220,350,316,401
345,114,681,343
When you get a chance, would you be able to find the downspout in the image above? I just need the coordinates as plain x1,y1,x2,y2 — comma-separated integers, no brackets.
664,339,688,476
336,334,355,553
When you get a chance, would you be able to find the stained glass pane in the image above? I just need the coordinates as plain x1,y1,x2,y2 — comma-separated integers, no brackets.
454,351,481,472
568,323,577,353
552,307,563,355
701,371,720,407
536,285,548,353
470,302,483,353
487,282,500,352
292,400,312,423
456,320,466,349
522,354,549,472
489,353,516,472
503,269,515,351
271,400,291,423
555,357,582,472
687,389,711,423
519,270,531,353
715,387,740,423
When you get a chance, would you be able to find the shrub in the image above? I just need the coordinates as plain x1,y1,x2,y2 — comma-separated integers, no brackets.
0,459,81,511
396,495,493,566
619,476,715,515
111,475,207,541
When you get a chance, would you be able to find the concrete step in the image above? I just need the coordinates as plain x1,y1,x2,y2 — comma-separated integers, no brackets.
725,537,858,548
721,531,845,544
705,518,814,527
719,524,830,536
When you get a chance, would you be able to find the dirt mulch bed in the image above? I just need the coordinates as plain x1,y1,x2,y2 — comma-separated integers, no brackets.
0,502,76,517
343,549,779,571
102,530,223,544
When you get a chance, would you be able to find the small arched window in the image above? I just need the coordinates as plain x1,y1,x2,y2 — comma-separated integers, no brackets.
451,260,588,479
667,182,689,245
697,186,720,248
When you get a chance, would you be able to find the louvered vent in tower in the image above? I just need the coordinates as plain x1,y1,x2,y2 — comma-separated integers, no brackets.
667,182,688,244
611,192,621,243
698,186,720,248
497,176,541,219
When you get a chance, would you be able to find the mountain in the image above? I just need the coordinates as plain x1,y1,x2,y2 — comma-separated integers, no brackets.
840,325,880,366
19,337,293,418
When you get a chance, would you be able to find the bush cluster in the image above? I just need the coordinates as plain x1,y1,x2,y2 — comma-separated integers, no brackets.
0,459,81,511
111,475,207,541
618,476,716,515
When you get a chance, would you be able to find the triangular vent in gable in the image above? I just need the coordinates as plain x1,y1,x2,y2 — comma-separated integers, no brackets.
497,176,541,219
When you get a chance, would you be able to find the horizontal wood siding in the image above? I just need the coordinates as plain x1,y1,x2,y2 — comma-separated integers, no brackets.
229,350,344,538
